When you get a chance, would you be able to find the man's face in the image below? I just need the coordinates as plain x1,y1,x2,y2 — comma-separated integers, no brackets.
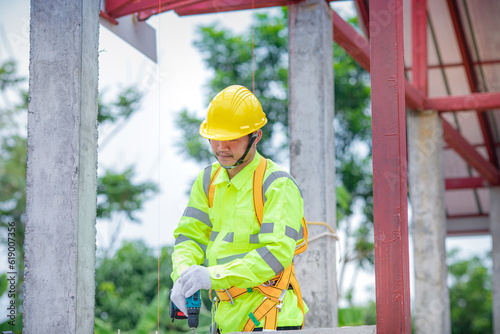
209,135,252,166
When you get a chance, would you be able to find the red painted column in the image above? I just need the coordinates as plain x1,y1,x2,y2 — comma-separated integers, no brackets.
369,0,412,332
412,0,427,94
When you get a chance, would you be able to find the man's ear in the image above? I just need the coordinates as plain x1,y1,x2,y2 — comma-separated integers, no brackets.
254,129,263,146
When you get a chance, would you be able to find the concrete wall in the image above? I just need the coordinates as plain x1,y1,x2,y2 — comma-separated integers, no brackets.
288,0,337,328
24,0,100,333
407,110,451,334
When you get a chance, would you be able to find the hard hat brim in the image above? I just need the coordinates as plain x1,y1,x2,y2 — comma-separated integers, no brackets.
199,118,267,141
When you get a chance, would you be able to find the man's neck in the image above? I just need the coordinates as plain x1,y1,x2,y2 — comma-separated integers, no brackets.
227,150,257,180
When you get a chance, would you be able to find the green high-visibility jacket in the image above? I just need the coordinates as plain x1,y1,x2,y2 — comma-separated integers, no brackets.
172,152,308,333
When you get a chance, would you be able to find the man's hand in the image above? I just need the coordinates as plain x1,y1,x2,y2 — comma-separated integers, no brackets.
181,265,212,297
171,277,188,315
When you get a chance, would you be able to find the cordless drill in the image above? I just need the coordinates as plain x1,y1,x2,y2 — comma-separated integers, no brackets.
170,290,201,334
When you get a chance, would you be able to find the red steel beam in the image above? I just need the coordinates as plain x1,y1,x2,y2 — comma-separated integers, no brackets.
332,9,370,72
174,0,302,16
105,0,186,18
442,118,500,185
104,0,136,14
369,0,412,332
446,0,498,167
445,177,485,190
406,59,500,71
426,91,500,112
411,0,427,94
353,0,370,38
332,9,425,110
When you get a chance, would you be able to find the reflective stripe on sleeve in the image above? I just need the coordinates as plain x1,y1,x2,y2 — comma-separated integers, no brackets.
260,222,274,233
175,234,207,253
223,233,234,242
202,165,212,197
285,226,300,240
262,171,303,202
210,231,219,241
217,252,248,265
183,207,212,228
249,234,260,244
256,246,284,276
219,228,274,245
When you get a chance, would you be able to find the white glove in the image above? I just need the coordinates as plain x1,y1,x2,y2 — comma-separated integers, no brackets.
170,278,188,315
181,265,212,298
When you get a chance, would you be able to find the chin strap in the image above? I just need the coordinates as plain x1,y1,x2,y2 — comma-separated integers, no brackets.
216,132,259,169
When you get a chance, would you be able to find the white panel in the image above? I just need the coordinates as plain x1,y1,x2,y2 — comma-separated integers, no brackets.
100,14,157,63
443,148,469,178
456,111,483,145
465,0,500,61
445,189,479,216
447,216,490,235
427,0,462,64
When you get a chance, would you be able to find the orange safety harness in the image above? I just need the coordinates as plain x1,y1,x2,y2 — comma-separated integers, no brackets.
207,156,308,331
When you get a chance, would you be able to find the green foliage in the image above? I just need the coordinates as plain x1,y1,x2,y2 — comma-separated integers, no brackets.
95,241,172,331
448,250,492,333
97,167,158,222
94,241,213,333
338,301,376,327
0,60,24,90
98,87,142,124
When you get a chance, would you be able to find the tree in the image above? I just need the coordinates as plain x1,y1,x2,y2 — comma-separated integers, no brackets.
448,250,493,333
0,60,158,331
174,8,373,304
94,241,173,332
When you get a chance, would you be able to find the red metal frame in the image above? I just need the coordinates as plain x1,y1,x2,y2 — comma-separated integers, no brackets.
426,91,500,112
446,0,498,167
442,118,500,185
369,0,412,332
331,9,426,111
412,0,427,94
445,177,485,190
353,0,370,38
99,10,119,25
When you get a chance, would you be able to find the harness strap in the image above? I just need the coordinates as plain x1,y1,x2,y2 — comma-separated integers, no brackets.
208,167,222,207
253,156,267,225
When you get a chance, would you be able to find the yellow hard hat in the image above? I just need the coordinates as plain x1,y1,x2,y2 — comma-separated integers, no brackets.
199,85,267,141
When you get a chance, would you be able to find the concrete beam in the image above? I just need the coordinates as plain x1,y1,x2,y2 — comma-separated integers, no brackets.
491,187,500,334
24,0,100,333
408,110,451,334
288,0,337,328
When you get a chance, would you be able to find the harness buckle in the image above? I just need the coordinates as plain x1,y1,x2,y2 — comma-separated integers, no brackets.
222,288,234,305
276,288,288,312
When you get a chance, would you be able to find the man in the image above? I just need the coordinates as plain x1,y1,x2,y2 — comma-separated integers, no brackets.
171,85,308,333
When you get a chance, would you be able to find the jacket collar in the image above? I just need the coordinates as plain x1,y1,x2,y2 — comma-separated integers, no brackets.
213,152,261,190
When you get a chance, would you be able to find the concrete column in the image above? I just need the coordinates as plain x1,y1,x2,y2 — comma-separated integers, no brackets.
24,1,99,333
408,110,451,334
288,0,337,328
491,187,500,334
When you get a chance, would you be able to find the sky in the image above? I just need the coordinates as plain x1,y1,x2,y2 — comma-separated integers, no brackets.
0,0,493,309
